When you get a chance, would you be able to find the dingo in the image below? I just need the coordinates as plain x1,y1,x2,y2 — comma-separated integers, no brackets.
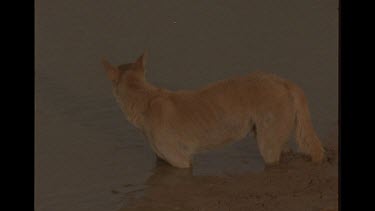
102,52,324,168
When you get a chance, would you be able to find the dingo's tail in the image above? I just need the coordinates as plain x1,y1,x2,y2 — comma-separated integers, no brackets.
289,83,325,162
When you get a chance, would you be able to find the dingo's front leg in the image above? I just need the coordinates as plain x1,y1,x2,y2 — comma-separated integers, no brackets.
149,139,193,168
156,146,192,168
163,152,192,168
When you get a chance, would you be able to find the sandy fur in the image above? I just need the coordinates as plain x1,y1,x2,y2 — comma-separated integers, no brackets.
102,53,324,168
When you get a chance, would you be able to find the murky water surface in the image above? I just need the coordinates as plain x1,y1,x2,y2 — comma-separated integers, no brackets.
35,0,337,210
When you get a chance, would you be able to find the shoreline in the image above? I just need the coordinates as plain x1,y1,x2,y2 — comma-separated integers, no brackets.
121,136,338,211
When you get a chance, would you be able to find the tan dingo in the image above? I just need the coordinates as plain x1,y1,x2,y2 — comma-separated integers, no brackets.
102,52,324,168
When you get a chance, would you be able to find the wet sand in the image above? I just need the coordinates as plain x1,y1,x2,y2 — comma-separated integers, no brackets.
121,129,338,211
35,0,338,210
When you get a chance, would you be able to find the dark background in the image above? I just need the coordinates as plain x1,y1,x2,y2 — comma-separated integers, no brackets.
35,1,338,210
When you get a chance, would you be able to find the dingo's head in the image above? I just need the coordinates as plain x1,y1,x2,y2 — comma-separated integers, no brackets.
101,51,150,126
101,51,147,87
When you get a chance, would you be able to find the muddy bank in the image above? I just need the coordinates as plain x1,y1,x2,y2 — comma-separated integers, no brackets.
120,136,338,211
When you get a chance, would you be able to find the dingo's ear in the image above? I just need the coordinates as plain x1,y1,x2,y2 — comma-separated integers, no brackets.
134,50,147,70
101,58,120,81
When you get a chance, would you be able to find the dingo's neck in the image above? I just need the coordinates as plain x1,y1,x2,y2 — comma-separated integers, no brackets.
114,79,161,128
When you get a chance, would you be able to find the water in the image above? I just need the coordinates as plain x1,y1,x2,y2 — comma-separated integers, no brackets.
35,0,338,210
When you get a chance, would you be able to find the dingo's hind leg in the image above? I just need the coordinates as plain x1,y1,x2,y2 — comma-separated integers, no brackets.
256,132,285,165
255,112,294,165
